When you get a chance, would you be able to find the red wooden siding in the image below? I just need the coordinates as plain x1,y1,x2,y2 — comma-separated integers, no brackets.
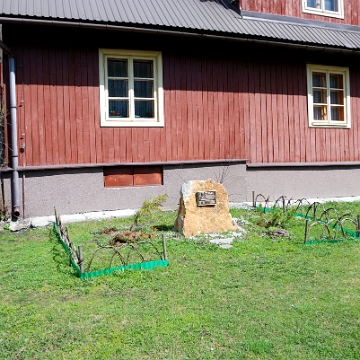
9,46,360,168
241,0,360,26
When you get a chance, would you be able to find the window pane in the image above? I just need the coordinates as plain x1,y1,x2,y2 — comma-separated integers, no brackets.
307,0,318,8
313,73,326,87
331,107,344,121
134,80,153,98
308,65,349,127
109,100,129,118
313,89,326,104
135,100,154,118
314,105,327,120
108,59,127,77
108,80,128,97
330,90,343,105
134,60,153,78
325,0,338,11
330,74,343,89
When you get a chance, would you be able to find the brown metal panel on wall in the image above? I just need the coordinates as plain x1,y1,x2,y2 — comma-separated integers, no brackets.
104,166,133,187
133,166,162,186
104,165,162,187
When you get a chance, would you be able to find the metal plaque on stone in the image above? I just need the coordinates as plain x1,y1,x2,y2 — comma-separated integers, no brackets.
196,191,216,207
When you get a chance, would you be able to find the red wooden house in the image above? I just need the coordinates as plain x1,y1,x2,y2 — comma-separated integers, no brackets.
1,0,360,218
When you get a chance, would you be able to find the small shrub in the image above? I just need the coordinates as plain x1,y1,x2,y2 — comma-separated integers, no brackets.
255,204,297,229
129,194,168,231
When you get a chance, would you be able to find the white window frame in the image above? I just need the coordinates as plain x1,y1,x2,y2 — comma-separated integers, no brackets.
99,49,164,127
306,64,350,128
302,0,344,19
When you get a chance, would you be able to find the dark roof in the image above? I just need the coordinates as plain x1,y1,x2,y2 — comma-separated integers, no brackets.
1,0,360,51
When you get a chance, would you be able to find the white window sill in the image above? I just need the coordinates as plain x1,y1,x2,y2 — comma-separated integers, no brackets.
302,8,344,19
101,120,164,128
310,122,350,129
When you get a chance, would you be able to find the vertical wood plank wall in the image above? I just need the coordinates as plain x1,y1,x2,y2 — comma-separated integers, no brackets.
241,0,360,26
10,47,360,167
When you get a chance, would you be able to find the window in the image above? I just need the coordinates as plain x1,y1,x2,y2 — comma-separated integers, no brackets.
104,166,163,187
303,0,343,18
99,49,164,127
306,64,350,128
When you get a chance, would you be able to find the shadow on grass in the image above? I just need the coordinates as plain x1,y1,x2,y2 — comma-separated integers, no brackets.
49,228,78,278
151,224,174,231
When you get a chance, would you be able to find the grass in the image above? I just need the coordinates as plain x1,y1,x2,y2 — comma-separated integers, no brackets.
1,203,360,359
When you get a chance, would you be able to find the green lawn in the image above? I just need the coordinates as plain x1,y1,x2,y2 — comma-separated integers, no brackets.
1,204,360,359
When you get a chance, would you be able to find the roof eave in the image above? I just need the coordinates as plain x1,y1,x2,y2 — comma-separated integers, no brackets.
0,16,359,54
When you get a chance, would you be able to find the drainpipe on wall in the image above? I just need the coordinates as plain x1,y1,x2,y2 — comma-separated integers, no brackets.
0,40,20,218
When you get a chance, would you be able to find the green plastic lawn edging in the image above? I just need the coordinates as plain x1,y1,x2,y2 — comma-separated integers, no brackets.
256,206,360,245
53,223,168,279
78,260,169,280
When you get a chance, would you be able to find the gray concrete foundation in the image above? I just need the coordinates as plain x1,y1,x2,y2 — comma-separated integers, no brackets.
1,162,247,218
246,166,360,200
2,163,360,218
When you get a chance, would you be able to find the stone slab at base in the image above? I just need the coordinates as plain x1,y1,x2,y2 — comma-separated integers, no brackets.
174,179,238,237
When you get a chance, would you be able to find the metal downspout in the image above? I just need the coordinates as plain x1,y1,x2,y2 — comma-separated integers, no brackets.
0,40,20,218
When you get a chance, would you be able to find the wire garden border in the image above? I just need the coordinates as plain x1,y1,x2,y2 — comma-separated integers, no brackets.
303,202,360,244
54,209,168,279
252,192,360,245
